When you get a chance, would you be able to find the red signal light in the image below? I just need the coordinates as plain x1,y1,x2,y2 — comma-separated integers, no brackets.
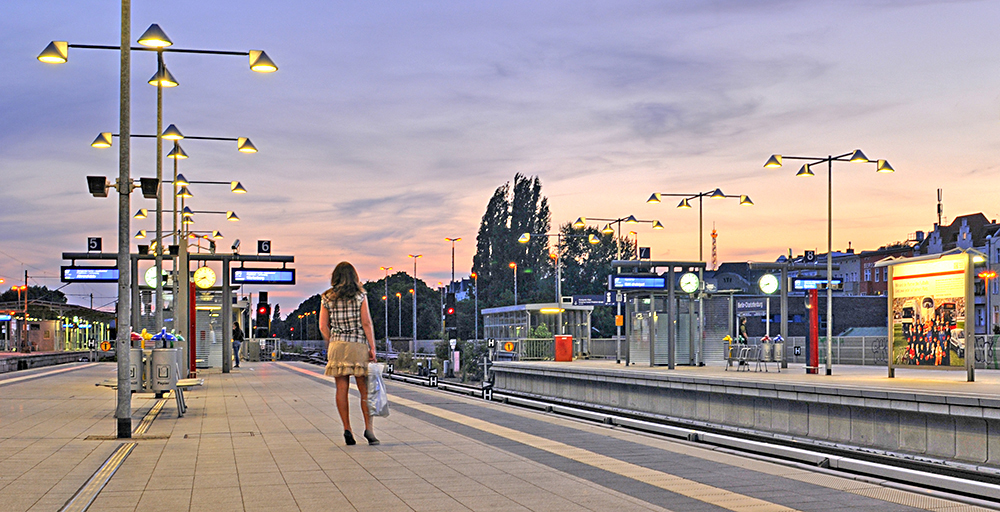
447,307,455,315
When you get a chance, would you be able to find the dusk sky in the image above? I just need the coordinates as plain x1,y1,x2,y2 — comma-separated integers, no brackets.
3,1,1000,314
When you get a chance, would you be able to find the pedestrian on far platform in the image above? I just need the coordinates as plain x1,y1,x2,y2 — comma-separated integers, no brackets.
232,322,244,368
320,261,379,446
738,317,748,343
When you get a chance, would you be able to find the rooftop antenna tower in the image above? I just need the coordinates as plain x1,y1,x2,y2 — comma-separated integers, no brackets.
711,223,718,270
937,188,943,227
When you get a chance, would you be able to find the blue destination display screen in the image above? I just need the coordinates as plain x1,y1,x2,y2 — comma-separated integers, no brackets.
232,268,296,285
611,275,666,289
62,266,119,283
792,278,843,290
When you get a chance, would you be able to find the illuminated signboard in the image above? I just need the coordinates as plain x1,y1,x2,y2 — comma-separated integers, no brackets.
792,278,843,290
61,266,119,283
0,314,11,321
231,268,296,285
609,275,666,290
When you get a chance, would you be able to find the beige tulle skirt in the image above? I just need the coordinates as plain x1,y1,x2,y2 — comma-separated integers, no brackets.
325,340,370,377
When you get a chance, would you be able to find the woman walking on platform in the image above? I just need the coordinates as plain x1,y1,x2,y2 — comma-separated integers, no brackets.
320,261,379,445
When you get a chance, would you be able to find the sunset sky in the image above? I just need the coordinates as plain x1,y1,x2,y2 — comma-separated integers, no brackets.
3,0,1000,314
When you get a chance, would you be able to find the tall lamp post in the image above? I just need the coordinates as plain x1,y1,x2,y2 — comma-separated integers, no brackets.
646,189,753,262
509,262,518,305
518,232,601,334
395,292,402,338
445,238,461,291
408,254,422,344
764,150,894,375
470,272,479,340
380,266,392,351
574,215,663,363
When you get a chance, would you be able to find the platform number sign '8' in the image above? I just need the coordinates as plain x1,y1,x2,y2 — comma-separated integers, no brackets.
257,240,271,254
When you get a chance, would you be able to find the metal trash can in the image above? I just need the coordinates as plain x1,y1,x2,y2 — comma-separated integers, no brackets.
773,341,784,363
246,340,260,362
151,348,179,392
129,348,144,391
761,341,773,362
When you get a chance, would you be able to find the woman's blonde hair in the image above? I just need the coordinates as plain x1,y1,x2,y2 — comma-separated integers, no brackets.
322,261,363,301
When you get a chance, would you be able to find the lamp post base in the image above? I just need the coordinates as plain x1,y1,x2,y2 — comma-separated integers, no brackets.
117,418,132,439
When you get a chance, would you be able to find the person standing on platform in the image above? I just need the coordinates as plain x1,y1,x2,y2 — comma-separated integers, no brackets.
232,322,244,368
320,261,379,446
738,317,748,343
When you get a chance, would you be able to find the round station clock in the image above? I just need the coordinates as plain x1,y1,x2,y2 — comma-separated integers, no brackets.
759,273,779,295
144,267,167,288
679,272,700,294
193,266,217,289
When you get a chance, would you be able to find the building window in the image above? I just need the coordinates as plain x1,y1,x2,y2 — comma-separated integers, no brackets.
864,268,871,281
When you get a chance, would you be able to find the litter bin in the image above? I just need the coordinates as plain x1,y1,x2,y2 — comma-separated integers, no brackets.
151,348,179,392
761,341,773,362
554,335,573,362
129,348,144,392
773,339,784,363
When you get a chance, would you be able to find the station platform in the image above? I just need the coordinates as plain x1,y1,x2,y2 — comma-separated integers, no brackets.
490,360,1000,472
3,361,1000,511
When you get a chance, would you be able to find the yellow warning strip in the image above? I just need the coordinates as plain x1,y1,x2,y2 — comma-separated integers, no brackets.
133,398,166,435
0,363,99,387
279,362,800,512
59,442,136,512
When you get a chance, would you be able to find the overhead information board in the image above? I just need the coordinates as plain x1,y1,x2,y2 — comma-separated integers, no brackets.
62,266,119,283
610,275,666,290
792,277,843,290
232,268,296,285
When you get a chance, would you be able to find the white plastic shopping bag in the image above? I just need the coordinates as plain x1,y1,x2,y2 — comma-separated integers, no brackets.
367,362,389,417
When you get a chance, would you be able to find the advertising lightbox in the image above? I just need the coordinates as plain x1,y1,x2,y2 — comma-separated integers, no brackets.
885,252,973,380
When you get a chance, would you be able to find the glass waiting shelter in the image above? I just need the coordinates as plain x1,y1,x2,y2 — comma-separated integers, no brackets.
613,260,707,368
482,303,594,355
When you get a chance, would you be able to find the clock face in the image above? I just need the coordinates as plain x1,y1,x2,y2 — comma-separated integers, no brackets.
679,272,699,294
759,274,779,294
144,267,167,288
193,266,216,289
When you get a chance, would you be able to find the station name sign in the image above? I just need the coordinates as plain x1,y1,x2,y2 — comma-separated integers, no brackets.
62,266,119,283
231,268,296,285
609,275,666,290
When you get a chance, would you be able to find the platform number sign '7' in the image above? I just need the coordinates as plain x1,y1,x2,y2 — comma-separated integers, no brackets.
257,240,271,254
88,237,102,252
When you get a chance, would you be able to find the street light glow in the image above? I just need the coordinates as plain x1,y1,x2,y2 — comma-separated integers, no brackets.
237,137,257,153
37,41,69,64
137,24,173,48
91,132,113,148
147,65,179,87
162,124,184,140
249,50,278,72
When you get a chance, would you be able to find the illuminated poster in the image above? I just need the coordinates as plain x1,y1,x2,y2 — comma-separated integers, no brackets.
887,253,972,374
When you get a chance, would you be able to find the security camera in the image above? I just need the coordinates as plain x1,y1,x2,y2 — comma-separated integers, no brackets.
232,239,241,254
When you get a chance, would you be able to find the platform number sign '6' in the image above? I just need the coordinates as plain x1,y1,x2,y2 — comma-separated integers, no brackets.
88,237,102,252
257,240,271,254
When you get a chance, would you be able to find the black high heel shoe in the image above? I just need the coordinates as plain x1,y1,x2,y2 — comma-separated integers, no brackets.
344,430,356,445
363,430,380,445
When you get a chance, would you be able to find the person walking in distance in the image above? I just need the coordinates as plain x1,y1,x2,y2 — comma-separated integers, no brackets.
319,262,379,446
738,317,748,343
232,322,244,368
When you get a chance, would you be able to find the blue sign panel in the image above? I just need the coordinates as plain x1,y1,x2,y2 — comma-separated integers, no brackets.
572,295,614,306
62,266,119,283
231,268,296,285
792,278,843,290
0,314,11,321
610,275,666,290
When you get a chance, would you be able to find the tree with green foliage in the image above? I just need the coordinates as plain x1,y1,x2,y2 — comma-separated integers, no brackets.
472,174,552,309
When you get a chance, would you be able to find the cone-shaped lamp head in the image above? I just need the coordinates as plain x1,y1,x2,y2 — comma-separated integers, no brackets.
137,24,173,48
134,230,147,239
148,65,178,87
588,234,600,245
740,195,754,206
182,206,194,217
175,173,190,187
176,186,193,198
876,159,894,173
249,50,278,72
764,154,782,168
230,181,247,194
91,132,113,148
182,217,194,225
601,223,614,235
652,220,664,229
518,233,531,244
226,211,240,222
709,188,725,199
624,215,639,224
38,41,68,64
795,164,814,177
849,149,869,163
133,208,148,219
161,124,183,140
646,193,661,204
212,231,224,239
573,217,586,229
237,137,257,153
166,144,188,159
677,198,691,209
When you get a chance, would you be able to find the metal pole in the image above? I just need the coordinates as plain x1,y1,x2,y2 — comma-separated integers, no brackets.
222,256,231,372
115,0,132,439
154,51,164,330
826,157,833,375
781,264,788,368
474,275,479,340
616,218,623,363
513,264,518,306
556,235,563,335
412,257,418,344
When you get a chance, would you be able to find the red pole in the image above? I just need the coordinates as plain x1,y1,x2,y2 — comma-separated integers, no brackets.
807,289,819,374
188,281,196,377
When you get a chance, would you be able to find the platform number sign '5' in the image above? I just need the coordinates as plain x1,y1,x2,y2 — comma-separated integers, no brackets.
257,240,271,254
88,237,102,252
